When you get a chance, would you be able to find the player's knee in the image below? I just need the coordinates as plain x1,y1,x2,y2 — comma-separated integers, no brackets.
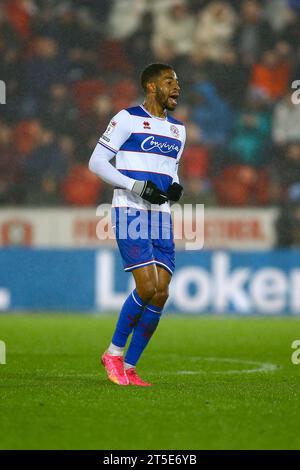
155,288,169,306
138,282,157,303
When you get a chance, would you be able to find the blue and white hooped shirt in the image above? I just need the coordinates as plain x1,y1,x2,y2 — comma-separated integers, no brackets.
98,104,186,212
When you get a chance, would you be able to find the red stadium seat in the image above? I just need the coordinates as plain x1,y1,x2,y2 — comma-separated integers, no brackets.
181,145,210,179
72,79,107,116
98,40,133,74
62,164,102,206
111,79,138,112
214,165,270,206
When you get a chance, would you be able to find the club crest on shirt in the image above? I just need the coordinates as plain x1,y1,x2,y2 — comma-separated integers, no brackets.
170,124,179,138
104,120,117,136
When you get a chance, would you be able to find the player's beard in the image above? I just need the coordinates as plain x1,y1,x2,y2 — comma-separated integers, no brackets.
165,99,176,111
156,88,175,112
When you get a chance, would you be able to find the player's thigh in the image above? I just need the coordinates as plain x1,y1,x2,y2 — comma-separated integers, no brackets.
132,264,159,301
152,234,175,277
155,266,172,304
157,266,172,291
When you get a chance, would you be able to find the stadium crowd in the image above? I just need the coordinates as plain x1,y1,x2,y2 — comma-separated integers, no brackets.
1,0,300,228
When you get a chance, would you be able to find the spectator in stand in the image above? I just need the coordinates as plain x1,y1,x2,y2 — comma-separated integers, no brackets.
0,4,20,49
40,83,78,135
174,49,210,95
264,0,292,33
22,36,69,111
275,142,300,204
152,0,196,57
191,81,233,148
0,122,24,204
1,0,300,209
108,0,147,40
77,94,114,142
59,7,100,52
194,1,237,62
24,126,69,205
31,2,60,39
273,91,300,146
4,0,35,39
233,0,274,65
125,11,155,73
206,48,249,107
65,7,101,83
181,122,210,181
13,119,43,157
0,4,22,121
279,8,300,53
250,48,291,102
58,133,104,205
57,134,77,169
229,88,272,167
213,89,272,206
180,122,216,206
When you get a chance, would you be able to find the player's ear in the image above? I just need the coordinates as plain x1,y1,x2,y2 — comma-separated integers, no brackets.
147,81,156,94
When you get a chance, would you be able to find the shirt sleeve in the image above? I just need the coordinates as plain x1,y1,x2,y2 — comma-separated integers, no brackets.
89,110,135,191
98,109,132,153
172,126,186,185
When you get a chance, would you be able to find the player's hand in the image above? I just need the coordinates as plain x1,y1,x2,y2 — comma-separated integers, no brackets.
132,180,168,205
167,182,183,202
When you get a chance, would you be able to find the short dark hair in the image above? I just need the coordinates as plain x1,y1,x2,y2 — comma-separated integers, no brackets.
141,63,173,92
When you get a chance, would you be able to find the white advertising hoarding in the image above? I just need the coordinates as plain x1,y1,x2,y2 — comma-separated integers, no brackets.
0,207,278,250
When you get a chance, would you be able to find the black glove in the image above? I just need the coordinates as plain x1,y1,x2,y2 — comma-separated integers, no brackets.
167,182,183,202
132,180,168,205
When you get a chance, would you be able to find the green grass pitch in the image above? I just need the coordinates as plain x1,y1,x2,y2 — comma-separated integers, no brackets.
0,314,300,450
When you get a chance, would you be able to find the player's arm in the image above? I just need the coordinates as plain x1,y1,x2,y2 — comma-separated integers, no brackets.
167,127,186,202
89,110,167,205
89,143,134,191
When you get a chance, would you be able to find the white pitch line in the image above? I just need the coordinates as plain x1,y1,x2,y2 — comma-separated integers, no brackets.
148,356,279,376
34,357,279,379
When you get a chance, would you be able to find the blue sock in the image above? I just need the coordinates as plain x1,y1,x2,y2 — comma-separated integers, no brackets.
124,304,162,367
111,289,146,348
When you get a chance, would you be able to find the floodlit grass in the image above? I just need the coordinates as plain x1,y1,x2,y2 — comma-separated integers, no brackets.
0,314,300,450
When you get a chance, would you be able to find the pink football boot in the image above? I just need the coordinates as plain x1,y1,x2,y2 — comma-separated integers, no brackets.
126,368,152,387
101,353,129,386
